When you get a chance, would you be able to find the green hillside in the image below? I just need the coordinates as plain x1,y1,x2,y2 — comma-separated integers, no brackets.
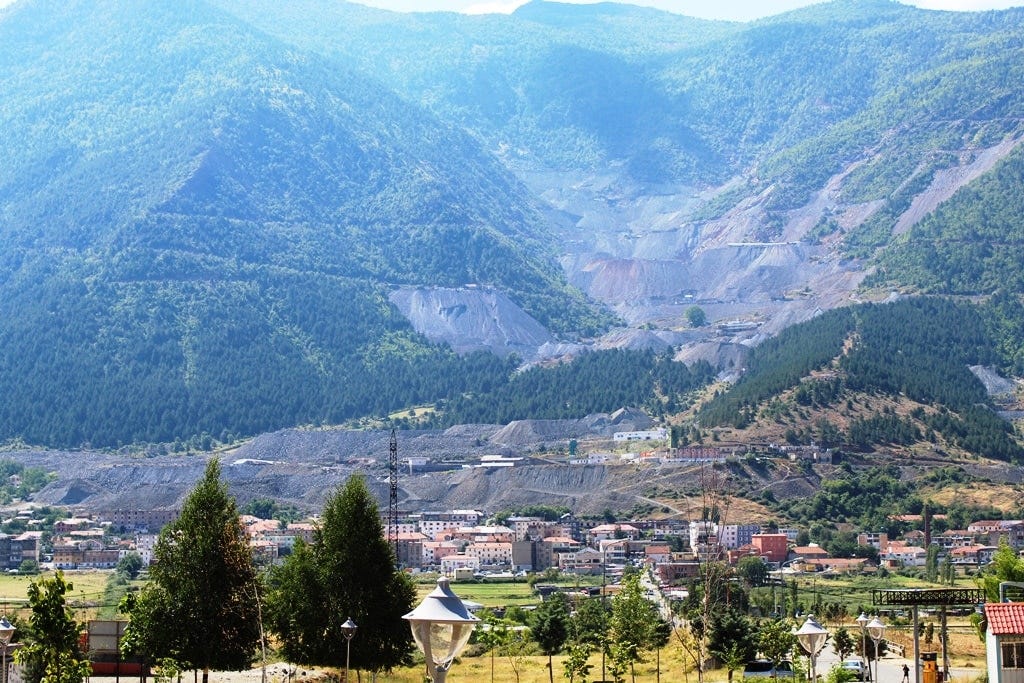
695,297,1023,462
0,0,609,448
2,0,1024,449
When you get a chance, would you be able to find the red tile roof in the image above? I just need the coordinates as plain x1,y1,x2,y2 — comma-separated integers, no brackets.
986,603,1024,635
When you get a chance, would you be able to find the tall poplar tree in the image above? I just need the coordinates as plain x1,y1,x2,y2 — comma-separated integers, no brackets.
265,475,415,676
122,459,260,683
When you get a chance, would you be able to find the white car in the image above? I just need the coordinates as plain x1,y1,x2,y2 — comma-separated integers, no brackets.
840,659,870,681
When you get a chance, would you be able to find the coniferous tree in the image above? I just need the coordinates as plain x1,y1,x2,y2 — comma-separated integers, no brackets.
265,475,415,676
122,459,261,683
532,592,570,683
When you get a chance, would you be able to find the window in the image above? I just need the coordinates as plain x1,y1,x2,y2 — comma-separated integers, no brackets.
1002,641,1024,668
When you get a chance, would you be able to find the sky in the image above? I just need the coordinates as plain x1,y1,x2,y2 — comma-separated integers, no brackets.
352,0,1024,21
0,0,1021,17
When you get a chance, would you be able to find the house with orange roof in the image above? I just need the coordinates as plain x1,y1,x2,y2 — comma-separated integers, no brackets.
985,602,1024,683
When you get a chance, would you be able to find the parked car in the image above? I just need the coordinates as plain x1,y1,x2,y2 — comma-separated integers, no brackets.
743,660,796,679
840,658,871,681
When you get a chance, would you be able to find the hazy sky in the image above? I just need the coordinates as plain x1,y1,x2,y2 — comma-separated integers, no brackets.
0,0,1021,17
353,0,1024,20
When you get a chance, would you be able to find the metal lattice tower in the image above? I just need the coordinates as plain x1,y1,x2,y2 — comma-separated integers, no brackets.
388,428,398,547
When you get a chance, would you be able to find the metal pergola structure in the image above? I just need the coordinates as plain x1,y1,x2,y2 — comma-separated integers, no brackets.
872,588,986,683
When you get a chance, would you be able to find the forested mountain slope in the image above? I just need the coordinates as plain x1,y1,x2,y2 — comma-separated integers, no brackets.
1,0,1024,450
0,0,606,447
694,297,1024,463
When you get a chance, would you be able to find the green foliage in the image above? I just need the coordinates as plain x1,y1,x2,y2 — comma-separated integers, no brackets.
831,627,855,662
116,553,144,580
264,475,415,674
15,572,92,683
531,592,570,683
122,459,261,678
868,145,1024,294
757,619,796,666
978,543,1024,603
240,498,301,524
700,297,1023,462
439,349,714,426
737,556,769,588
686,306,708,328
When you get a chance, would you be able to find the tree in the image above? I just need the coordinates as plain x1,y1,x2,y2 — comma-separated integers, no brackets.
122,459,260,683
737,556,769,588
15,572,91,683
832,627,855,662
686,306,708,328
265,475,416,676
758,619,796,667
651,618,673,683
116,553,143,580
609,572,658,683
708,609,757,682
979,542,1024,602
531,593,570,683
569,596,610,681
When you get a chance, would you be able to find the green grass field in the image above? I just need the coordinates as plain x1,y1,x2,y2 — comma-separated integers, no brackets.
0,570,114,621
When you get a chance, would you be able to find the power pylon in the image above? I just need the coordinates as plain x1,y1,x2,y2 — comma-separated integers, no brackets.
388,428,398,548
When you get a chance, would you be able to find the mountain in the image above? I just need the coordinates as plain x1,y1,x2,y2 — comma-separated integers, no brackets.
1,0,1023,450
0,0,607,447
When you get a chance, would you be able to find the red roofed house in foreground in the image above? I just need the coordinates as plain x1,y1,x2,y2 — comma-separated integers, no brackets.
985,602,1024,683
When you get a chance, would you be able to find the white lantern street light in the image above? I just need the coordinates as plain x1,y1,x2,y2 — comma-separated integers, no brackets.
340,617,357,683
795,614,829,683
0,617,14,683
868,616,887,683
403,577,479,683
856,612,869,660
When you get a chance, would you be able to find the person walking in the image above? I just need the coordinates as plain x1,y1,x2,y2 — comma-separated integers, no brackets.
902,664,911,683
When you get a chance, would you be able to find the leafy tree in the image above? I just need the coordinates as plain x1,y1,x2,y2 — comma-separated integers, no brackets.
686,306,708,327
265,475,415,676
531,593,570,683
15,572,91,683
569,596,610,680
609,572,658,683
487,616,530,683
116,553,144,580
832,627,855,662
980,543,1024,602
651,618,673,683
122,459,260,683
758,619,796,667
737,556,769,588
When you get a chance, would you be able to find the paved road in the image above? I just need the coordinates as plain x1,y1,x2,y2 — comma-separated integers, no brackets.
817,646,982,683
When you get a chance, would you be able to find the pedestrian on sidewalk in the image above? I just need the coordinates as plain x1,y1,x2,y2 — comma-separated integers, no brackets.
902,664,911,683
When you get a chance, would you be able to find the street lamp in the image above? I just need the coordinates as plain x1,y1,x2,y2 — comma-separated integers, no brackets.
856,612,869,660
340,617,357,683
0,617,14,683
403,577,479,683
867,616,887,683
795,614,829,683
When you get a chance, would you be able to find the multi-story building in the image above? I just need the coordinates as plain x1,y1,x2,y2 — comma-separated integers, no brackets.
856,532,889,550
465,542,513,567
101,508,179,533
752,533,789,564
418,510,483,540
720,524,760,550
395,532,426,569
